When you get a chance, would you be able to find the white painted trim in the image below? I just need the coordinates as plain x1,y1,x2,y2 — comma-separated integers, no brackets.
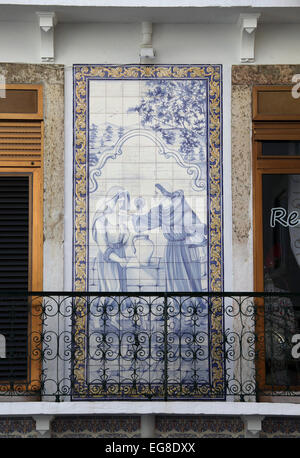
0,0,300,7
0,401,300,416
140,22,155,59
140,415,156,438
60,65,74,402
36,11,57,62
222,64,233,294
0,334,6,359
32,415,54,437
242,415,265,437
238,13,260,63
64,65,73,292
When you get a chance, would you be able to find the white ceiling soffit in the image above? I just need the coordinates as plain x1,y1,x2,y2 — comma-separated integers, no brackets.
0,0,300,6
0,1,300,24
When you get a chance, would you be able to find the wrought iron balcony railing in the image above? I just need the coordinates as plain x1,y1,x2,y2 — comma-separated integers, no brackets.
0,291,300,401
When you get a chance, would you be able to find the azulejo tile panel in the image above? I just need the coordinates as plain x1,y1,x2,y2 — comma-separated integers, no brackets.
51,416,140,438
156,415,245,438
0,417,38,438
73,65,223,400
261,417,300,438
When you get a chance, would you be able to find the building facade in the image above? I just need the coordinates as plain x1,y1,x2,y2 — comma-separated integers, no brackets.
0,0,300,438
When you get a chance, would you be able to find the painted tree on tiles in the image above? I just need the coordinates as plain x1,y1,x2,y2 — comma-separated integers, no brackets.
89,123,125,167
130,80,207,162
89,123,99,166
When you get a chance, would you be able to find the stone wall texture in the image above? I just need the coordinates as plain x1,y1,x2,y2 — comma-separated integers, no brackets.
231,65,300,291
0,63,65,290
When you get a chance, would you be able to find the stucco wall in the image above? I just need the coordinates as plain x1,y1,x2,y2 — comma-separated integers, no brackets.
0,22,299,66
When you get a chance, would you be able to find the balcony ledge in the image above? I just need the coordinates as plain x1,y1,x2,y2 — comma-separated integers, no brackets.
0,401,299,437
0,400,299,417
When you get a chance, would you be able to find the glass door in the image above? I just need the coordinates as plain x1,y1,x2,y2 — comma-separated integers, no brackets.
253,132,300,392
261,172,300,387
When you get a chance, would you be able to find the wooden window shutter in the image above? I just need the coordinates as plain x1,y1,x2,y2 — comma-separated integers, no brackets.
0,176,30,380
0,84,43,390
0,121,43,167
0,85,43,168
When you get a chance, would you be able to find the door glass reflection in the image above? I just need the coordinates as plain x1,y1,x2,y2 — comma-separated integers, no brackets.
263,174,300,386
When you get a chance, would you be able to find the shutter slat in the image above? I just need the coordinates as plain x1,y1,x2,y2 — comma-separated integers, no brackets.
0,144,41,149
0,139,41,144
0,175,29,381
0,121,42,162
0,133,41,138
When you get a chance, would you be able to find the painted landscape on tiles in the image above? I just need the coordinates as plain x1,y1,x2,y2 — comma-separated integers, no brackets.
88,78,208,295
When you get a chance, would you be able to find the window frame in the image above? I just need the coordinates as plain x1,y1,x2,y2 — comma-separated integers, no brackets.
0,84,43,120
253,123,300,392
0,83,43,394
0,168,43,392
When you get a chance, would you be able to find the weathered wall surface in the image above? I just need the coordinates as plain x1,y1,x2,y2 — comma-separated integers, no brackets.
0,64,64,291
231,64,300,291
